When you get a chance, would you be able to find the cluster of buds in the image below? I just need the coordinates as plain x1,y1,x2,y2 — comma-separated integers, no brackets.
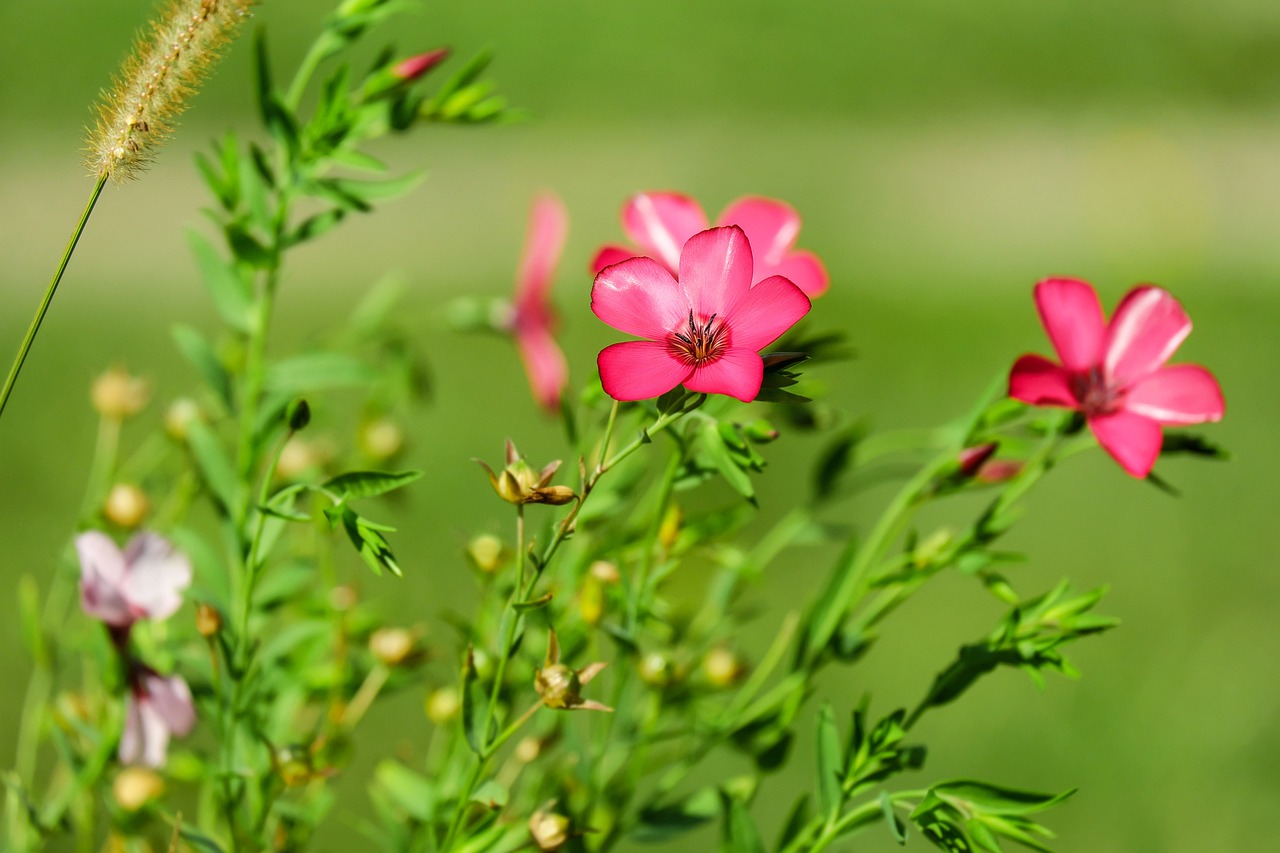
477,440,576,506
534,631,611,712
956,442,1024,484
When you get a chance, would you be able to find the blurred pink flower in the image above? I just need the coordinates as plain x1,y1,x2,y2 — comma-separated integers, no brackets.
1009,278,1224,478
120,671,196,767
592,192,829,298
506,193,570,412
393,48,449,82
77,531,192,629
592,226,810,402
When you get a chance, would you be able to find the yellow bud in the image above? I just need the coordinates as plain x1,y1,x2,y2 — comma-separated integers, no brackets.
703,647,745,688
164,398,201,440
329,585,358,612
103,483,150,528
658,504,682,550
276,438,322,480
638,653,673,687
275,745,313,787
467,534,506,573
589,561,620,584
514,736,541,763
425,687,460,724
359,417,406,461
529,806,571,852
113,767,164,811
369,627,417,667
578,575,605,626
91,368,149,420
196,604,222,638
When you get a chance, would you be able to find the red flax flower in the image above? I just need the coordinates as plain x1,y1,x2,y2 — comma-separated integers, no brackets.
506,193,570,412
591,192,829,298
592,226,810,402
1009,278,1224,478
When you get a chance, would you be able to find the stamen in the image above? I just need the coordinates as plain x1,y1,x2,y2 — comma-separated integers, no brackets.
667,312,729,366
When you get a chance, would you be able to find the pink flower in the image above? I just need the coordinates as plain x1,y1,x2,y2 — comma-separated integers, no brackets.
506,193,570,412
1009,278,1225,478
592,192,829,298
120,671,196,767
77,531,192,629
592,226,810,402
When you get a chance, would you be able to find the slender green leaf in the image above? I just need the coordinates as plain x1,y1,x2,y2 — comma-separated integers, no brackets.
185,418,238,512
323,470,423,500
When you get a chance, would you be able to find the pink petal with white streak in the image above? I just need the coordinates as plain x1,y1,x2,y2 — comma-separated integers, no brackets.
716,197,800,265
725,275,811,352
1124,364,1224,425
597,341,691,401
515,193,568,305
1034,278,1106,372
683,348,765,402
1008,354,1078,408
591,257,691,339
1088,409,1164,478
1104,286,1192,387
622,192,707,272
679,227,753,319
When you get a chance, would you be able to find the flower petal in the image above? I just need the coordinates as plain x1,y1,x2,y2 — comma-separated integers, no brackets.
1124,364,1224,425
144,673,196,737
136,700,171,768
119,693,145,765
680,226,753,319
515,193,567,306
516,324,568,412
1088,410,1164,478
769,249,829,298
716,196,800,266
1034,278,1106,372
683,347,765,402
597,341,691,401
1103,286,1192,386
591,257,691,339
122,534,192,623
724,274,810,352
1008,354,1078,408
76,531,131,626
622,192,708,272
590,245,637,274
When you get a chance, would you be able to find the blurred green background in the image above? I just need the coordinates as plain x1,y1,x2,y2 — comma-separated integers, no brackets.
1,1,1277,850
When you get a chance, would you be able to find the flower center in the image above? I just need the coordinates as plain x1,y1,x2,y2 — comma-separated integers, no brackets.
668,312,729,366
1071,367,1122,416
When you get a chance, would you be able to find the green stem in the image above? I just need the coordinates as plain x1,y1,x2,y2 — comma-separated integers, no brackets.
0,176,107,422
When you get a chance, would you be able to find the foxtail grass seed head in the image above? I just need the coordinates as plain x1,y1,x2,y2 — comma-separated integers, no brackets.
88,0,254,182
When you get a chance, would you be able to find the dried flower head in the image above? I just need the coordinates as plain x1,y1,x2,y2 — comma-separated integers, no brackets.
88,0,254,182
534,630,612,712
529,804,572,852
476,439,576,506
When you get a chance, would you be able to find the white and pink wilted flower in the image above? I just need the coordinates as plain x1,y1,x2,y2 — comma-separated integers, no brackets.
1009,278,1224,478
592,192,829,298
120,670,196,768
591,225,811,402
504,193,570,412
76,531,192,629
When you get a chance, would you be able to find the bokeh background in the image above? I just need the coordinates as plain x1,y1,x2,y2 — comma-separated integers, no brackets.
1,1,1277,850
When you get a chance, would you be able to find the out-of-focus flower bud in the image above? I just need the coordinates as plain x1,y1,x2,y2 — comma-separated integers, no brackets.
589,561,620,584
957,443,999,478
275,745,314,787
394,48,449,82
286,398,311,432
275,437,334,481
702,647,745,688
534,630,612,712
638,652,674,687
425,686,460,724
529,804,572,852
164,398,201,440
329,585,358,612
196,604,222,638
369,627,419,667
104,483,149,528
977,459,1024,484
913,528,954,569
514,736,542,763
359,417,405,462
476,440,577,506
113,767,164,811
658,504,682,551
467,534,507,573
92,369,149,420
742,419,780,443
578,575,605,626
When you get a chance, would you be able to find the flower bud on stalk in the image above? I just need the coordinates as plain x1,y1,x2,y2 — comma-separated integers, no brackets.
103,483,150,528
88,0,255,182
91,369,150,420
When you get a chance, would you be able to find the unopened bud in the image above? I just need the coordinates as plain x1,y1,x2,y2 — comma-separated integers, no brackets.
329,585,358,612
703,647,745,688
359,417,405,461
113,767,164,811
165,398,201,440
275,745,314,787
589,561,620,584
742,418,780,443
394,48,449,82
578,575,605,626
369,627,417,667
91,369,149,420
103,483,149,528
276,437,332,480
529,805,571,852
425,687,460,724
957,443,999,478
977,459,1024,484
286,398,311,432
514,736,542,763
657,504,682,551
467,534,507,573
638,652,674,687
196,604,222,638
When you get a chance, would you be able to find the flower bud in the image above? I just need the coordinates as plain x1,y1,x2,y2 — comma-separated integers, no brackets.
394,48,449,82
113,767,164,811
103,484,150,528
369,627,417,667
164,398,201,440
286,398,311,432
275,745,314,787
534,664,581,710
977,459,1024,484
577,575,605,626
590,561,621,584
467,534,507,573
359,417,405,462
195,604,222,638
702,647,745,688
276,437,333,480
329,585,358,612
529,805,571,852
638,652,674,687
957,443,999,478
657,504,682,551
514,736,542,763
91,369,149,420
425,686,460,724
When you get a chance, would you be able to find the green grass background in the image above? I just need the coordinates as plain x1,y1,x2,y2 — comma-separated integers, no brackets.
1,1,1277,850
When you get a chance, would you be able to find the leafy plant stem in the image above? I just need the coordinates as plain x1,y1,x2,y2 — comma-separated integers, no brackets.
0,175,107,422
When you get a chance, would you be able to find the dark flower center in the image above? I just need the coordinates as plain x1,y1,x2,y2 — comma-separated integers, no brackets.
668,311,729,366
1071,366,1122,416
